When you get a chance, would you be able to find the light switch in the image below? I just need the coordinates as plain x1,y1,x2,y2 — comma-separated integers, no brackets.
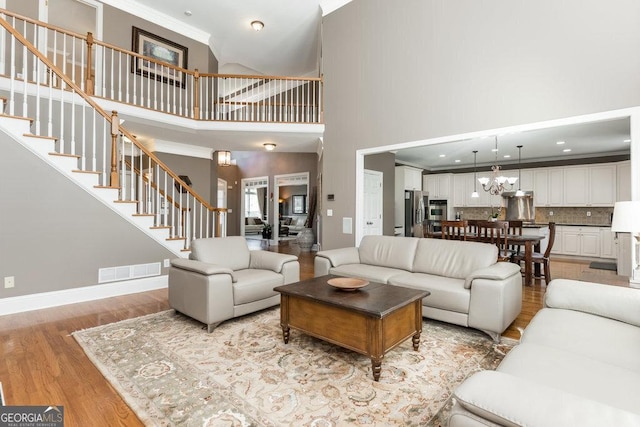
327,209,333,217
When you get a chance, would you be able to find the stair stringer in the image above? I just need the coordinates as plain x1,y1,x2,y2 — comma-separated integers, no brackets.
0,116,190,258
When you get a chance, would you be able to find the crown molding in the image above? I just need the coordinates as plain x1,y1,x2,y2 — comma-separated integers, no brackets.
99,0,210,45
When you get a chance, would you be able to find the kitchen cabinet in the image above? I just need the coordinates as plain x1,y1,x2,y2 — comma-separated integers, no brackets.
600,227,616,259
397,166,423,191
617,161,631,202
423,173,452,199
560,226,600,257
563,165,616,206
453,172,497,207
533,168,564,206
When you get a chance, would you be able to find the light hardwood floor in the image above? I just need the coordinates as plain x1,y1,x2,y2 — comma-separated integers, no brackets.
0,240,630,426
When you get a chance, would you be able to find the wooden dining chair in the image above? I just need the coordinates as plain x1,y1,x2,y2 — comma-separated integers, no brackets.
507,220,523,256
441,220,468,241
512,222,556,284
476,220,511,262
466,219,480,236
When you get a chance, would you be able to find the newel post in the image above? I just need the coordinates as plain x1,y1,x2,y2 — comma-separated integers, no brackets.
193,69,200,119
85,32,94,95
110,110,119,187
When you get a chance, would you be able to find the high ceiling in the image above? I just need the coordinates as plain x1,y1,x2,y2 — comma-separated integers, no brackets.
108,0,351,77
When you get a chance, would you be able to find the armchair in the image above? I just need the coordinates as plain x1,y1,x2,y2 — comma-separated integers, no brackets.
169,236,300,332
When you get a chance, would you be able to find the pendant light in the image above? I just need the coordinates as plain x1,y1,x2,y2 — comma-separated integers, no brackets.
471,150,479,198
515,145,525,197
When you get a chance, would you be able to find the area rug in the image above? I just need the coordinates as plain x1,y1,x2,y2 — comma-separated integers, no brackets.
73,308,517,426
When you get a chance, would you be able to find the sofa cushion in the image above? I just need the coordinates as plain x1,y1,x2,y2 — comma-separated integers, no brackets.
232,269,282,305
388,273,469,314
330,264,404,284
497,342,640,415
412,239,498,279
358,235,419,272
521,308,640,373
190,236,251,271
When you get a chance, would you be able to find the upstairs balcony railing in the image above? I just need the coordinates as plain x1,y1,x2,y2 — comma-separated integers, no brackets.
0,9,323,124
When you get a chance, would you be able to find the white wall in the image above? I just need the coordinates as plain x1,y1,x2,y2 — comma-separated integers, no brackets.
321,0,640,249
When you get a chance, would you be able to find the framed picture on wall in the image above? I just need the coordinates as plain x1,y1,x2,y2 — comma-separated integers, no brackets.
132,27,188,88
292,195,307,214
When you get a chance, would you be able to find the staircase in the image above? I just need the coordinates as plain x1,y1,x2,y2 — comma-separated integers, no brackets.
0,17,225,257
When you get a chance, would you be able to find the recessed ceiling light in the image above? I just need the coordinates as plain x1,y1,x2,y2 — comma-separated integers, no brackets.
556,141,565,145
184,10,192,16
503,155,511,158
439,154,445,158
263,143,276,151
454,159,461,163
624,139,631,143
251,20,264,31
563,148,572,152
491,148,498,152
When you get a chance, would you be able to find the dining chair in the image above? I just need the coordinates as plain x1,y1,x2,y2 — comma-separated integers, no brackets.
441,220,468,240
466,219,480,236
507,220,523,256
476,220,511,262
512,222,556,284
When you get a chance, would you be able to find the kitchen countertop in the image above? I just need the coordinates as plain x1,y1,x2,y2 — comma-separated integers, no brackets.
525,223,611,227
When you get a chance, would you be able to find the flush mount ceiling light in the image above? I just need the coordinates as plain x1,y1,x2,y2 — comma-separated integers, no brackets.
184,10,192,16
217,150,231,166
264,143,276,151
251,20,264,31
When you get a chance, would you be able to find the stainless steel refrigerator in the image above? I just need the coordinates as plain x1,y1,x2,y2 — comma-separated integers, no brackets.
404,190,428,237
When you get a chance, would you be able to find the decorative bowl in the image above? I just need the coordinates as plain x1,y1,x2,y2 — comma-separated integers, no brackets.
327,277,369,291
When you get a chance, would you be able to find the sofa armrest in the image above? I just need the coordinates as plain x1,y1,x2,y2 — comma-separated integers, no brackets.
545,279,640,328
171,258,234,276
249,250,298,273
451,371,640,427
315,247,361,267
464,262,521,289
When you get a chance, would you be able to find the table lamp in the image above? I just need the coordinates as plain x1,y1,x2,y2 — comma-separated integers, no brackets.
611,201,640,286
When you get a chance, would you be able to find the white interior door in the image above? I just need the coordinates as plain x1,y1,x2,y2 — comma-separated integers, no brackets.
363,169,383,236
217,178,227,236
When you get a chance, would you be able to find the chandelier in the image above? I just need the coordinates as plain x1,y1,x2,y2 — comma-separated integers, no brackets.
477,136,517,195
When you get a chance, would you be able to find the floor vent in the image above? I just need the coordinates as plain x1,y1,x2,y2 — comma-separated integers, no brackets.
99,262,162,284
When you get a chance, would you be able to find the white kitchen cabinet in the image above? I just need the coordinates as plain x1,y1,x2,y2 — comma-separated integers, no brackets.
398,166,423,190
617,161,631,202
600,227,616,259
533,168,564,206
563,164,616,206
423,173,452,199
453,174,467,207
560,226,601,257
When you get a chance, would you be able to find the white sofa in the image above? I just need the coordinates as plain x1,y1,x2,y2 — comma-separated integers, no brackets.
285,216,307,235
244,217,264,234
314,235,522,341
450,279,640,427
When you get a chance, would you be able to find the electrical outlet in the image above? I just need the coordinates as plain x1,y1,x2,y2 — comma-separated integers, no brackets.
163,259,171,268
4,276,15,289
587,211,591,217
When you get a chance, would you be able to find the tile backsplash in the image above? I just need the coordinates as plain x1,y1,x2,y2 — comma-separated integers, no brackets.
455,207,613,225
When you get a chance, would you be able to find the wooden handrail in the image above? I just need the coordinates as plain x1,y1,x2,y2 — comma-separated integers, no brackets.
0,15,215,212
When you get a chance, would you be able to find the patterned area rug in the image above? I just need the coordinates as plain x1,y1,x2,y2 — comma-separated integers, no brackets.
73,308,516,426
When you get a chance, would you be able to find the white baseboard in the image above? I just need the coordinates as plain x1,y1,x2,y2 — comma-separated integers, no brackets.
0,276,168,317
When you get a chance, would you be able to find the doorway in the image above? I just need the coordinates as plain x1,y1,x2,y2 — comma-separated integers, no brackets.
240,177,269,239
273,172,309,244
217,178,227,236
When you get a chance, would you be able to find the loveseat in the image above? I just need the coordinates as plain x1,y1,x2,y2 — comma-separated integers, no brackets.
314,235,522,341
169,236,299,332
284,216,307,235
450,279,640,426
244,217,264,234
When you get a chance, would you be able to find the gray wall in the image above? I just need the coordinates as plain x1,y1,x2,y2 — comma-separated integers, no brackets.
155,152,213,205
321,0,640,249
364,152,395,236
0,132,175,299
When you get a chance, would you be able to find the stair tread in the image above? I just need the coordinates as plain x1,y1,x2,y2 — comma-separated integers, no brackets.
49,152,80,159
0,113,33,123
113,200,138,204
23,133,57,141
150,226,171,229
94,185,120,189
72,169,101,175
132,214,155,217
167,237,186,241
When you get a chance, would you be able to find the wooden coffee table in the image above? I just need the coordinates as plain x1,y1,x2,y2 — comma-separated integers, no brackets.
274,275,430,381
